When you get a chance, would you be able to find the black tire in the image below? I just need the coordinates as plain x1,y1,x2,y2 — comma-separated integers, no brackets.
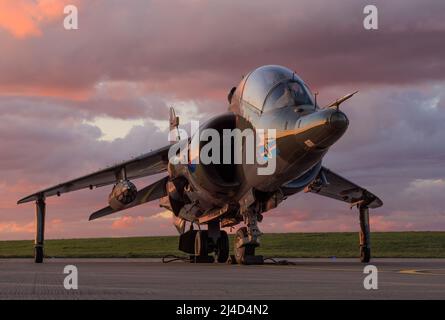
194,230,209,256
234,227,255,264
360,246,371,263
35,246,43,263
215,231,229,263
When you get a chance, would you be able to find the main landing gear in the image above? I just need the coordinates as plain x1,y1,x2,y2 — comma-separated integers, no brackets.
179,205,371,264
177,207,265,265
179,221,230,263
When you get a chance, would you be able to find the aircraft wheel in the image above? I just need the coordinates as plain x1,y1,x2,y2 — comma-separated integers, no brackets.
215,231,229,263
194,230,209,256
234,227,255,264
35,246,43,263
360,246,371,263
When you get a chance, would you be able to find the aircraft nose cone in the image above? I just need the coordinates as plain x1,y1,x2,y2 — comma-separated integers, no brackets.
329,110,349,130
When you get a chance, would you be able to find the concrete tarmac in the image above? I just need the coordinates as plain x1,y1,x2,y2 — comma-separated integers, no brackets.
0,258,444,299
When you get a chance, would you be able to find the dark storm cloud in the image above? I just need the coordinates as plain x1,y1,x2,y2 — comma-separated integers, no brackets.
0,0,444,101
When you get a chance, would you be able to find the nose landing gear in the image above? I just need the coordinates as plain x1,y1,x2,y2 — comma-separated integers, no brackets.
234,209,264,265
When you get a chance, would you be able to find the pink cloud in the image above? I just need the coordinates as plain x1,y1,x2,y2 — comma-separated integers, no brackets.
0,0,80,38
1,1,444,240
0,221,34,234
111,215,147,230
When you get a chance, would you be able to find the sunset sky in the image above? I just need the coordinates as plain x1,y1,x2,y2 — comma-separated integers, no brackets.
1,0,444,240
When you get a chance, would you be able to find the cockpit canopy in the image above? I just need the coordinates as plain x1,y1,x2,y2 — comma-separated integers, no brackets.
241,65,314,111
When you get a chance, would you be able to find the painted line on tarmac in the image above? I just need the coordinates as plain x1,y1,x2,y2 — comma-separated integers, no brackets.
399,269,445,276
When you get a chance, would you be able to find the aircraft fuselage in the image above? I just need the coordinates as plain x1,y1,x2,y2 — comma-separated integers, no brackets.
166,65,349,228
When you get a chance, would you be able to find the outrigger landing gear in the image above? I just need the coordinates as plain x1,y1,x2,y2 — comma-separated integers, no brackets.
34,196,46,263
359,205,371,263
234,209,263,265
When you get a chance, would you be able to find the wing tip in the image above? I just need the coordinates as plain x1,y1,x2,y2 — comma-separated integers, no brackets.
374,197,384,208
88,212,99,221
17,196,34,205
17,192,45,205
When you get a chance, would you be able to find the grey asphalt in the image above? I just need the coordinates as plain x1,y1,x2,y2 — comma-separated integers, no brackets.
0,258,444,299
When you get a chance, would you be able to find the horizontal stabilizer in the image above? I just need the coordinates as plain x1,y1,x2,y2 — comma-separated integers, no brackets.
89,176,168,221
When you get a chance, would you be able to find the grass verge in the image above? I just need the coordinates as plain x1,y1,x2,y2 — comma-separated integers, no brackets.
0,232,444,258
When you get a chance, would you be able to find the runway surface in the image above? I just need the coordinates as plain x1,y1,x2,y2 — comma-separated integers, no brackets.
1,258,444,299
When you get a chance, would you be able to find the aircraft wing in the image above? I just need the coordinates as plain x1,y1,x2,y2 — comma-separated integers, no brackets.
306,166,383,209
17,145,171,204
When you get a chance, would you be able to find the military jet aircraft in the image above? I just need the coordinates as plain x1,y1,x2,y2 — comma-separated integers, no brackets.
18,65,382,264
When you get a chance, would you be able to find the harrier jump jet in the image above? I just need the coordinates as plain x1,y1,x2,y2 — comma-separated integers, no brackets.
18,65,382,264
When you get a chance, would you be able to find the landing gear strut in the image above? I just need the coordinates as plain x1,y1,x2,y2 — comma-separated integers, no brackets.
359,205,371,263
35,196,46,263
215,231,229,263
194,230,209,256
192,230,214,263
178,222,229,263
